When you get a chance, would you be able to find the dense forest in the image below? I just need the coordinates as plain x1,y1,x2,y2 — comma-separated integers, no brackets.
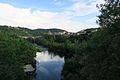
0,0,120,80
0,26,40,80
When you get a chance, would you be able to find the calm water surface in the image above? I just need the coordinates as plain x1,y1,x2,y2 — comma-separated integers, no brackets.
35,49,64,80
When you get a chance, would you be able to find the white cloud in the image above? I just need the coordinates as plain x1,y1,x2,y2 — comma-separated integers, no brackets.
66,0,104,16
68,3,97,16
0,1,102,32
36,52,64,62
54,1,64,6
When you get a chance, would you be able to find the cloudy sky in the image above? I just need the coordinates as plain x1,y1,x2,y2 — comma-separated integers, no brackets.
0,0,104,32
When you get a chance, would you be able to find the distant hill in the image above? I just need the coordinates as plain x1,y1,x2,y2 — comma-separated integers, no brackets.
0,25,67,36
32,28,66,36
17,27,66,36
34,28,65,33
0,25,99,37
76,28,98,35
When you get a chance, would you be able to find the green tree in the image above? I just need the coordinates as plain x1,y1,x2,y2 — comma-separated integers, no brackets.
97,0,120,33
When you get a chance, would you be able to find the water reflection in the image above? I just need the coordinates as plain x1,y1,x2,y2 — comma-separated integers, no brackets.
35,51,64,80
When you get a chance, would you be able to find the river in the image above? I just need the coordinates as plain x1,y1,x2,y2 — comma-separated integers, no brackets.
35,47,64,80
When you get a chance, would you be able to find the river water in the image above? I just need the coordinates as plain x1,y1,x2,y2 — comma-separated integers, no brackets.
35,48,64,80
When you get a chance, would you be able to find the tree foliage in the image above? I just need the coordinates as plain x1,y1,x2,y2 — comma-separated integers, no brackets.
0,26,37,80
97,0,120,33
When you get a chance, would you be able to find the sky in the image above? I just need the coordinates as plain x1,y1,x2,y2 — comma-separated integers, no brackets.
0,0,104,32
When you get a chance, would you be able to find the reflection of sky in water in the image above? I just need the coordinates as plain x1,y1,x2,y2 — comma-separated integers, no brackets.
35,51,64,80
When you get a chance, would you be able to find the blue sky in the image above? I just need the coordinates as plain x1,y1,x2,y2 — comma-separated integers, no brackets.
0,0,104,32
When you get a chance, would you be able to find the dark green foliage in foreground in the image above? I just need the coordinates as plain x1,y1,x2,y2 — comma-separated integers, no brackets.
63,0,120,80
82,29,120,80
63,29,120,80
0,31,36,80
